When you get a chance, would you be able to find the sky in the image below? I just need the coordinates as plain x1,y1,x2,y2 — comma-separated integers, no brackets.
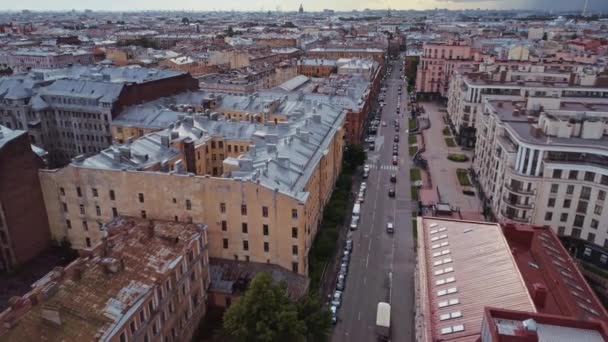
2,0,608,12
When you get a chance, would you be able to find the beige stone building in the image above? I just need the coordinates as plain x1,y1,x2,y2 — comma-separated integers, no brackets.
474,97,608,250
40,104,346,276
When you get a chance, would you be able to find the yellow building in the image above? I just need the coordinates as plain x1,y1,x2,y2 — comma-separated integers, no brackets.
40,106,345,276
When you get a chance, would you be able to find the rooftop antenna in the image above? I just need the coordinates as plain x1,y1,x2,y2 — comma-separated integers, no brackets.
582,0,588,17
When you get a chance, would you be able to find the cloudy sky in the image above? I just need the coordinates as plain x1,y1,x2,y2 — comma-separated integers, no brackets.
3,0,608,12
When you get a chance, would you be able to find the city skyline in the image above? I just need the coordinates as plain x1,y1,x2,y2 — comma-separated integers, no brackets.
3,0,608,12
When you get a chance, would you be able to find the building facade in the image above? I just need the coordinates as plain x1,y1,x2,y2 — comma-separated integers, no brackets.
0,125,50,272
474,98,608,251
39,106,346,276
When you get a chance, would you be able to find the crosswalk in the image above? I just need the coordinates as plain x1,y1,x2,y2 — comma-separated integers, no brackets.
366,164,399,171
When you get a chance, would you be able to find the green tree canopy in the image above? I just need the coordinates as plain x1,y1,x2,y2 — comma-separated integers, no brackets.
223,273,331,342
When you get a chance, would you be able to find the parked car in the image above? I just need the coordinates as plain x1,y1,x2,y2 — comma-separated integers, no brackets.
392,150,398,157
350,216,359,230
357,192,365,203
360,182,368,191
388,188,396,197
394,135,400,142
368,142,375,151
345,239,353,252
332,291,343,308
392,156,398,165
337,277,345,291
386,222,394,234
330,305,338,324
390,174,397,183
340,264,348,277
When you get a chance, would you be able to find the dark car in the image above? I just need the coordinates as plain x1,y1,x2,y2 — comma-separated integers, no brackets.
388,188,396,197
394,135,400,143
369,142,375,151
395,126,400,132
392,149,398,156
390,174,397,183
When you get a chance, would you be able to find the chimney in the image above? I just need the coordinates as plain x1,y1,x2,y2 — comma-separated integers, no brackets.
513,109,520,116
532,283,547,308
160,135,170,147
147,220,155,238
41,305,62,326
102,258,122,274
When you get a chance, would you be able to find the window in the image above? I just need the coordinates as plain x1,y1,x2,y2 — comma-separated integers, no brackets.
574,214,584,227
550,184,559,193
292,227,298,239
563,199,571,208
547,198,556,207
85,237,91,248
599,190,606,201
558,226,565,235
566,185,575,195
141,210,147,219
221,220,227,231
292,262,299,273
92,188,98,197
60,187,65,196
264,242,269,252
243,240,249,251
552,169,562,178
560,213,568,222
112,207,118,217
600,254,608,264
109,189,115,201
241,204,247,215
591,219,599,229
220,203,226,213
79,204,85,215
544,212,553,221
63,202,68,212
130,320,136,334
594,205,603,215
568,170,578,180
262,206,268,217
263,224,269,236
139,193,144,203
602,175,608,185
576,201,588,214
585,172,595,182
292,245,298,255
139,310,145,323
242,223,248,234
223,238,228,249
77,186,82,197
120,332,127,342
186,199,192,210
66,219,72,229
581,186,591,200
588,233,596,243
96,205,101,216
292,209,298,219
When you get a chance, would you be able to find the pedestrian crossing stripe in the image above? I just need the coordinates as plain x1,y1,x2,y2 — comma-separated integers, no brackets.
366,164,399,171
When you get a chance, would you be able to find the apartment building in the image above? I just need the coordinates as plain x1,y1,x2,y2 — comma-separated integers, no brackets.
306,48,385,63
474,97,608,250
446,61,607,147
0,125,50,272
0,66,197,166
0,217,210,342
297,58,338,77
39,104,346,276
0,49,95,73
415,40,479,98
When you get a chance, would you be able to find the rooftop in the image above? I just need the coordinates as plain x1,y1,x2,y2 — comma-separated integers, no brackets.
0,125,26,150
0,217,207,341
417,217,536,342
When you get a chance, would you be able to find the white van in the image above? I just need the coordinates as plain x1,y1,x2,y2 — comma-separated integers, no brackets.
352,203,361,217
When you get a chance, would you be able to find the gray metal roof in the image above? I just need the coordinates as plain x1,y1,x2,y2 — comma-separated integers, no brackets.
0,125,25,150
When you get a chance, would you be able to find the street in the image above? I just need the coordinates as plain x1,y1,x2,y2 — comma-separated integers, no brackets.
332,58,416,342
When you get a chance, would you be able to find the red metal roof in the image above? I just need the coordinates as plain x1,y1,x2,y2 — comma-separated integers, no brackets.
502,223,608,323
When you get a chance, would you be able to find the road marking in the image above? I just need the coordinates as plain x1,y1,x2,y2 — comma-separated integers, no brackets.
358,311,361,321
365,254,369,268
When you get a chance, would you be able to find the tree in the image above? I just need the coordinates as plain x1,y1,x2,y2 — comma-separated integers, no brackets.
296,294,332,342
343,143,366,170
542,32,548,41
223,273,306,342
226,26,235,37
182,17,190,25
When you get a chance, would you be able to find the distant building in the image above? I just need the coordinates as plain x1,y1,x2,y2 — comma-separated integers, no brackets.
297,58,338,78
0,217,210,341
0,125,50,272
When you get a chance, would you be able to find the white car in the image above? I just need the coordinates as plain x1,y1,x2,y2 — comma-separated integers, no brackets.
360,182,367,191
382,121,387,127
386,222,394,234
332,291,343,308
357,193,365,203
350,216,359,230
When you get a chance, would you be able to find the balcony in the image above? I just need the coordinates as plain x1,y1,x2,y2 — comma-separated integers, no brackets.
505,183,536,195
500,209,531,223
502,195,535,209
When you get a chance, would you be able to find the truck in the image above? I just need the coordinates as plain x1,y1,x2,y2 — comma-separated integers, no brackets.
376,302,391,340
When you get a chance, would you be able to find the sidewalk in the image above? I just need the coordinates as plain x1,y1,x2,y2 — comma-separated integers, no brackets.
418,102,483,218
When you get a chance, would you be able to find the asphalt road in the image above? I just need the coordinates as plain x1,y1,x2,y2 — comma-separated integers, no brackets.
332,58,416,342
